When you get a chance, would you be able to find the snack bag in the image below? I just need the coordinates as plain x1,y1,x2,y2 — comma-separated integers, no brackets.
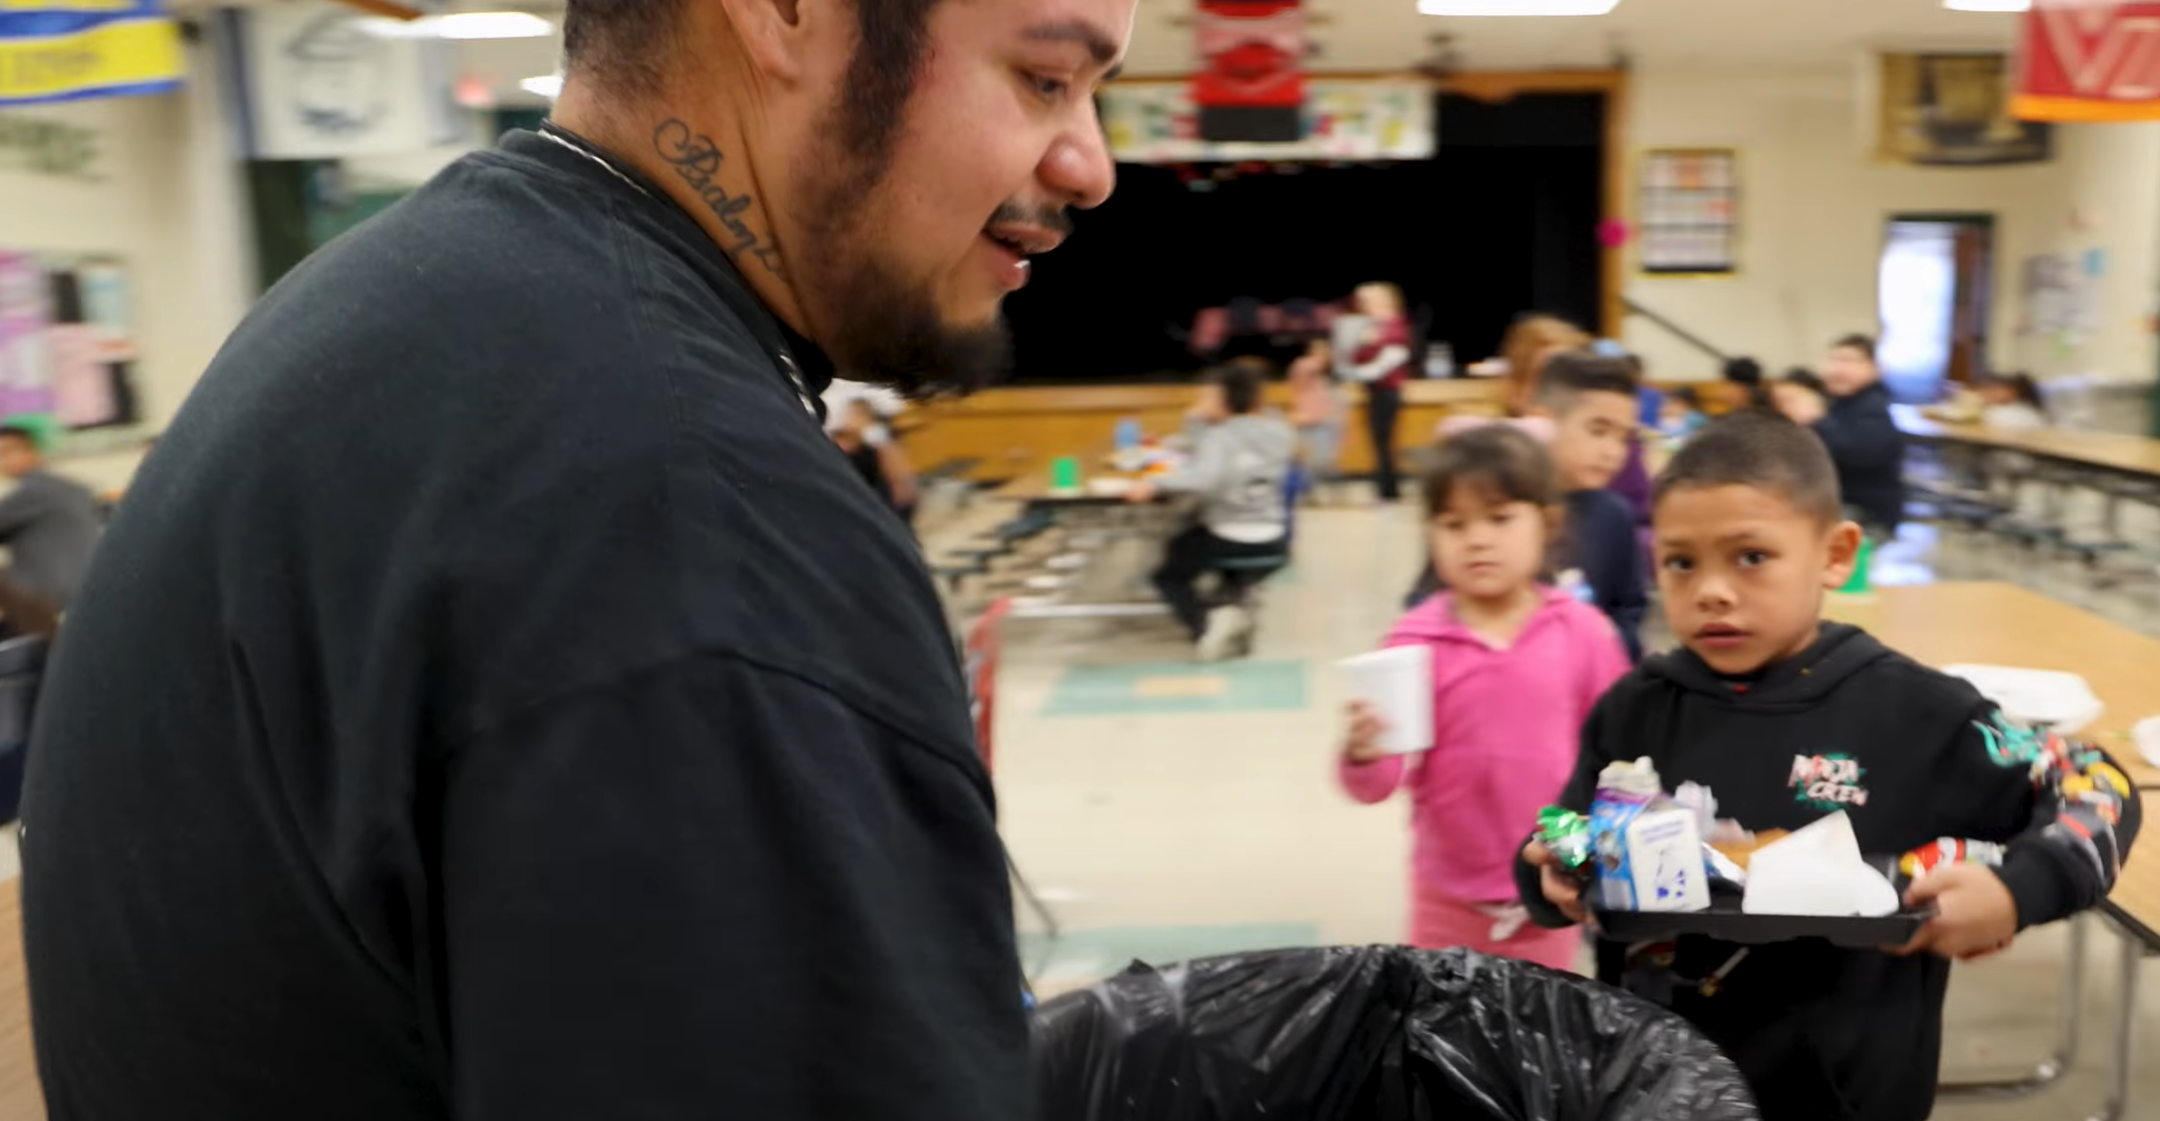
1588,758,1711,913
1536,806,1594,887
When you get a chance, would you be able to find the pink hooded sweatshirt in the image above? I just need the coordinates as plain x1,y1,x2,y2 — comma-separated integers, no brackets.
1340,587,1629,904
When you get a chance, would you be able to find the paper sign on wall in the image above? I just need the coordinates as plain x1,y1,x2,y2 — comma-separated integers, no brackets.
0,0,183,107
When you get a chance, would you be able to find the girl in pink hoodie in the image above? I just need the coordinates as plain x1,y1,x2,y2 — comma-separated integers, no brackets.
1339,425,1629,970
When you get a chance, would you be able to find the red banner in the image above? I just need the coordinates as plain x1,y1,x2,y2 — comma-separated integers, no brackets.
2015,0,2160,122
1193,0,1303,142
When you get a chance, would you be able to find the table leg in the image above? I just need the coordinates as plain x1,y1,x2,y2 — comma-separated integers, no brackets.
1938,911,2086,1099
2083,913,2143,1121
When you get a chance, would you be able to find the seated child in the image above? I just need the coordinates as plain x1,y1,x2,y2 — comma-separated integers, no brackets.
1128,362,1296,660
1406,354,1648,660
1976,371,2048,430
1518,411,2141,1121
1342,424,1629,969
831,398,919,522
1659,386,1706,440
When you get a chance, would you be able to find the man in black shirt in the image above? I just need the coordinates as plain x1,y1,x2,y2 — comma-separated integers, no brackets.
21,0,1129,1116
0,425,101,629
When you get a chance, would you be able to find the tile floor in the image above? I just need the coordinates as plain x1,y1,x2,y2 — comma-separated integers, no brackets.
991,499,2160,1120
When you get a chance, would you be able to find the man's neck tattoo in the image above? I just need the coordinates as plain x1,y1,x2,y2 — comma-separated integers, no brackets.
653,118,786,279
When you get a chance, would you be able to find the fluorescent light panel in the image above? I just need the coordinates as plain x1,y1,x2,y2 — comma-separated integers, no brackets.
361,11,553,39
1943,0,2029,10
1418,0,1621,14
519,73,564,99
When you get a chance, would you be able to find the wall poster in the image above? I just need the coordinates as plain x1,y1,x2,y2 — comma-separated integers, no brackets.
1638,149,1738,277
0,252,139,434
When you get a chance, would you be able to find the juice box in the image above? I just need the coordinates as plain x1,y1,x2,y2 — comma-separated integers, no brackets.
1589,758,1711,913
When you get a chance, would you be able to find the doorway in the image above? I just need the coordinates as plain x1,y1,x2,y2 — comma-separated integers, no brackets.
1877,214,1994,402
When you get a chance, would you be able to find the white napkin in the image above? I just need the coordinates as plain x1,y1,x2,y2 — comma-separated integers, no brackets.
2133,716,2160,769
1943,664,2105,737
1741,812,1900,918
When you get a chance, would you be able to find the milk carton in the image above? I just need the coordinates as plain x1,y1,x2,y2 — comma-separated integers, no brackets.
1589,757,1711,913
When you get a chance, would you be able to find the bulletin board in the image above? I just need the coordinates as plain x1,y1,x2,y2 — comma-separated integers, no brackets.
0,251,140,440
1638,148,1739,277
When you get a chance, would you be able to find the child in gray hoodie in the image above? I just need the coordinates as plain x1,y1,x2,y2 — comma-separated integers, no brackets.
1128,362,1297,659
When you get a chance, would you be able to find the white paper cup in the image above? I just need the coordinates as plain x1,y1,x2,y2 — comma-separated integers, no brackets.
1338,646,1434,754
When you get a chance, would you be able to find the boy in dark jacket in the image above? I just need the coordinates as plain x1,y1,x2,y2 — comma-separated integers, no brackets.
1406,354,1646,658
1777,334,1905,538
1518,411,2139,1121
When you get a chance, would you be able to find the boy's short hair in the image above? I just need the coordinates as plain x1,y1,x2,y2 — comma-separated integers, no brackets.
1673,385,1701,408
0,425,38,450
1832,334,1877,362
1654,411,1843,525
1780,368,1828,397
1533,352,1638,416
1212,361,1267,415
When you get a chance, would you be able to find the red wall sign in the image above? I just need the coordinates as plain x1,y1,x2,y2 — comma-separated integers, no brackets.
1193,0,1304,143
2015,0,2160,122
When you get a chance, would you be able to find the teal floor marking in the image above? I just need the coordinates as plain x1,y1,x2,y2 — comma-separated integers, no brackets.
1042,658,1310,717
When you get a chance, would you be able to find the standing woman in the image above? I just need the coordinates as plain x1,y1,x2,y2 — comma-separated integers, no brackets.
1348,282,1414,501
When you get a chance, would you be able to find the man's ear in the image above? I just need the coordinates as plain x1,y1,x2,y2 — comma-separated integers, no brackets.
1821,519,1864,590
714,0,827,83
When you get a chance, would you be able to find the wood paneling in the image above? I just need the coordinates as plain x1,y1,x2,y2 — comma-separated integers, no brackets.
0,880,44,1120
899,381,1509,482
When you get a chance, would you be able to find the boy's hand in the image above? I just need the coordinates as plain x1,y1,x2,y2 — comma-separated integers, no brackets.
1523,838,1590,925
1886,863,2019,960
1342,702,1389,765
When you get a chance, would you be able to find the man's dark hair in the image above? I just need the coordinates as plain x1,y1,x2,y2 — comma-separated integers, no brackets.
1654,410,1842,525
1534,352,1638,416
1832,334,1877,363
565,0,940,120
0,425,39,451
1721,357,1764,386
1213,361,1267,415
1420,423,1558,520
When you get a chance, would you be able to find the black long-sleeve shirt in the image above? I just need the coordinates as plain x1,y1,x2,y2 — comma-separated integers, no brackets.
1813,382,1906,531
1515,626,2139,1121
21,131,1026,1120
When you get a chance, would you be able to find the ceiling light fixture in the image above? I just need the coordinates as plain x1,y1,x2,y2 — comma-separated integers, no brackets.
1943,0,2029,10
360,11,554,40
1418,0,1622,15
519,73,564,99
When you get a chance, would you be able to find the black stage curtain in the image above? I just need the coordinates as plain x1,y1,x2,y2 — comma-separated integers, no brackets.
1002,92,1605,384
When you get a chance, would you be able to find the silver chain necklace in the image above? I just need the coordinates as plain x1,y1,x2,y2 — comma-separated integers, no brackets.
537,125,650,199
535,122,815,417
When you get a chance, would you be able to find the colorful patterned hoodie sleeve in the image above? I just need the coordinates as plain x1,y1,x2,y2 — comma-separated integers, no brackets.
1961,706,2143,928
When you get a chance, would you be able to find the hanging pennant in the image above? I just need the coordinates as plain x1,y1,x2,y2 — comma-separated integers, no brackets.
1193,0,1303,143
0,0,183,107
2013,1,2160,123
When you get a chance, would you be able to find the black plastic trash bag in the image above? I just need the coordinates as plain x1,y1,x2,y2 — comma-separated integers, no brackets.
1032,945,1758,1121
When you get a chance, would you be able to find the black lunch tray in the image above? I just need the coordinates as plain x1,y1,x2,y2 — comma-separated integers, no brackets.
1592,855,1936,949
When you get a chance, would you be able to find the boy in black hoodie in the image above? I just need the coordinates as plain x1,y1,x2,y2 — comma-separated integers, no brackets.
1776,334,1906,539
1517,411,2139,1121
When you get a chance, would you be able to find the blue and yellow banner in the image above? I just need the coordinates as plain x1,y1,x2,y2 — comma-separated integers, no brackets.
0,0,182,107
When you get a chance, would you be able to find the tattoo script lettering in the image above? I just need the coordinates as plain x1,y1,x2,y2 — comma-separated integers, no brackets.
653,118,786,278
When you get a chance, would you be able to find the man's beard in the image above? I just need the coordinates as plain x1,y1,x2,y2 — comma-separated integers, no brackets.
803,229,1013,402
789,38,1020,402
